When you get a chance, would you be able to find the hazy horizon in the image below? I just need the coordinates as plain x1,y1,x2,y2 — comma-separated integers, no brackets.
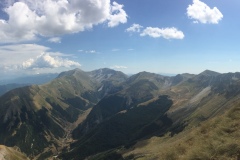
0,0,239,79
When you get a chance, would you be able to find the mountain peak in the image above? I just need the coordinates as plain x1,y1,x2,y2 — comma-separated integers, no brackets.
57,68,84,78
199,70,220,76
128,71,164,82
91,68,124,74
89,68,127,83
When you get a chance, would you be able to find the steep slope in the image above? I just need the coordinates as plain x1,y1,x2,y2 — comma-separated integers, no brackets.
2,68,240,160
165,71,240,127
65,72,188,159
62,96,173,160
120,71,240,159
0,73,90,158
88,68,128,97
72,71,177,138
88,68,127,84
65,70,240,160
0,68,120,159
122,101,240,160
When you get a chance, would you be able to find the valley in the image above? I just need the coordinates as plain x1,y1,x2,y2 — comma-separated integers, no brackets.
0,68,240,160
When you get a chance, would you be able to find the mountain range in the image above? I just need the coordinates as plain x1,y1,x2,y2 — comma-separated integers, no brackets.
0,68,240,160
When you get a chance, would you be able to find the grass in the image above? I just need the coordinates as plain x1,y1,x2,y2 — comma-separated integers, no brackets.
0,145,29,160
123,102,240,160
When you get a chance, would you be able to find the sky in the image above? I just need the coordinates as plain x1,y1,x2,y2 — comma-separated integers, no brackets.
0,0,240,79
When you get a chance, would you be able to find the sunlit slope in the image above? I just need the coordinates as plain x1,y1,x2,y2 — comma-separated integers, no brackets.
0,70,97,158
63,72,189,159
87,68,129,97
123,101,240,160
72,71,186,139
161,70,240,127
66,70,240,160
1,68,240,160
0,68,128,159
0,145,29,160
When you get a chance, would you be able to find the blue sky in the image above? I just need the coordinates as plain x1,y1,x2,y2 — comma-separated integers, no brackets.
0,0,239,79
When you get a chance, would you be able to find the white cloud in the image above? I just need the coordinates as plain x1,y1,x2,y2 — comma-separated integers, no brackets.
140,27,184,39
108,2,127,27
126,23,184,40
111,65,127,69
78,50,98,54
22,53,81,69
48,37,61,43
0,44,49,66
0,2,37,43
126,24,143,33
187,0,223,24
0,0,128,43
0,44,80,77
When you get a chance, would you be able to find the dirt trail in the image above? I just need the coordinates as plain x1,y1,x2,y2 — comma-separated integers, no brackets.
60,108,92,151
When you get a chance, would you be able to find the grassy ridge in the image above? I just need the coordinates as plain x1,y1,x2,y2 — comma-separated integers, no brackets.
123,102,240,160
0,145,29,160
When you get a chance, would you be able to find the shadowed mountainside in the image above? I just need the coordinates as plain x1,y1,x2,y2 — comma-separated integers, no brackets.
0,68,127,159
62,70,240,160
1,69,240,160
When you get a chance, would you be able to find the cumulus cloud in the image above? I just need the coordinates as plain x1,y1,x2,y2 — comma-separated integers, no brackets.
111,65,127,69
126,23,184,40
140,27,184,39
108,2,127,27
0,44,49,66
22,53,81,69
0,44,80,77
126,24,143,33
187,0,223,24
0,0,128,43
48,37,61,43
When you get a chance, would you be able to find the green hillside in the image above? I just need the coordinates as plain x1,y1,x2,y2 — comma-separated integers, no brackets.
63,70,240,160
1,68,240,160
0,68,127,159
122,101,240,160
